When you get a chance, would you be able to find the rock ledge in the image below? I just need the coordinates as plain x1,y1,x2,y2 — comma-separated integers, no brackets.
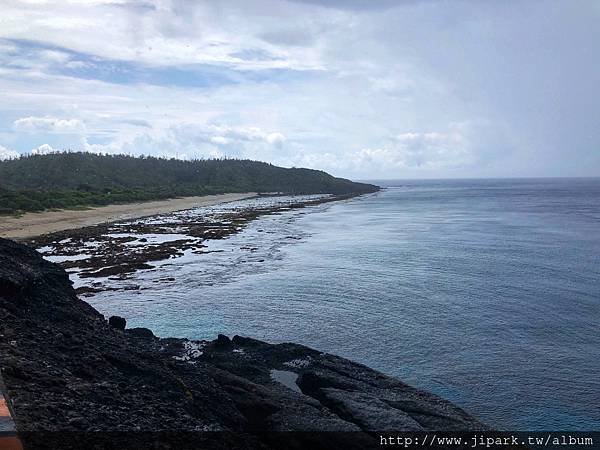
0,238,486,449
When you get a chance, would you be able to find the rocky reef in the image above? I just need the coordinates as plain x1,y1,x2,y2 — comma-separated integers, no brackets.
27,193,362,294
0,238,486,449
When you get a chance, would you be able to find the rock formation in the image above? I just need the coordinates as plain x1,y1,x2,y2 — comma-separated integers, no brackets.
0,238,486,449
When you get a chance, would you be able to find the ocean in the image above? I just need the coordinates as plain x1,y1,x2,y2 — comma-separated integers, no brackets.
85,178,600,430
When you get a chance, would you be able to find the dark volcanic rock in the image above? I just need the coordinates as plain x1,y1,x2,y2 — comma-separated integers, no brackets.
125,327,155,339
108,315,126,330
0,238,487,449
215,334,232,349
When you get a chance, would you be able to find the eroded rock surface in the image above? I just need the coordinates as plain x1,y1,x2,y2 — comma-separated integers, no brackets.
0,238,486,449
26,194,351,288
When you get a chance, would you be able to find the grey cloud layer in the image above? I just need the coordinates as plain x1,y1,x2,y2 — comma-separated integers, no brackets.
0,0,598,178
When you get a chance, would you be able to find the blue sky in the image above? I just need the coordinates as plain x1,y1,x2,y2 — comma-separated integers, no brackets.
0,0,599,179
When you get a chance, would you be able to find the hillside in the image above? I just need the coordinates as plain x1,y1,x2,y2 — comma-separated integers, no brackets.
0,152,378,214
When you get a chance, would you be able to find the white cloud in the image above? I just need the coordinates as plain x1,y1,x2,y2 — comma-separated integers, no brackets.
38,49,71,64
13,116,85,133
351,122,506,173
31,143,58,155
0,0,598,178
0,1,326,71
51,122,289,162
0,144,20,160
210,136,230,145
277,121,512,177
266,132,285,146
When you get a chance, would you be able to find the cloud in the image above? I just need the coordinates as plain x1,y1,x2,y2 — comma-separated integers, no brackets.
0,0,599,178
66,122,289,162
265,132,285,147
30,143,58,155
285,0,419,10
121,118,152,128
205,126,285,146
348,120,517,175
38,49,71,64
277,120,515,178
259,28,317,47
357,131,469,171
0,144,19,160
13,116,85,133
0,3,325,71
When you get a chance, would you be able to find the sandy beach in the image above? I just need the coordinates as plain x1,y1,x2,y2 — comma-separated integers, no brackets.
0,193,256,240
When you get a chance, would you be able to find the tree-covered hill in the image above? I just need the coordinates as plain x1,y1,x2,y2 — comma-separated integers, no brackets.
0,152,378,214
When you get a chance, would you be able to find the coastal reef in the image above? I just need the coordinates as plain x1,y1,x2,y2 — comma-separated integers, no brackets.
27,193,360,291
0,238,486,449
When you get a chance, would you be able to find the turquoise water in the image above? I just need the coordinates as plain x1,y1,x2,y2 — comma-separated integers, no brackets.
88,178,600,430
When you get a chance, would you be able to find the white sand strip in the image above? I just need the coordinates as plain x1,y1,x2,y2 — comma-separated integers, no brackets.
0,193,256,239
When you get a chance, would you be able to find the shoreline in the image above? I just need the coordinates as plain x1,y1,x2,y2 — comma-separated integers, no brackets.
0,237,486,447
0,193,256,240
29,193,360,293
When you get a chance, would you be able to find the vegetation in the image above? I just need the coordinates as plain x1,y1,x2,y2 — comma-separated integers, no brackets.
0,152,378,214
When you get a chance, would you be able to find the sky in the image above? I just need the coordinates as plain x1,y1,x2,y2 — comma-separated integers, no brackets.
0,0,598,179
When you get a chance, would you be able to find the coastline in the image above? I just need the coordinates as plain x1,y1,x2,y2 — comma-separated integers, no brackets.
28,192,363,294
0,237,486,448
0,192,257,240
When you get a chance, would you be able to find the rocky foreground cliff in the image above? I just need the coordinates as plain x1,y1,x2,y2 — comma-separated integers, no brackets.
0,238,486,449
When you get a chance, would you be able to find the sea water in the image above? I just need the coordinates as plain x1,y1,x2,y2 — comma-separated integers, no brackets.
86,178,600,430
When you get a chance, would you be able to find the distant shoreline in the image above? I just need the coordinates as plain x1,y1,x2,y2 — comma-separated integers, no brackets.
0,192,256,240
25,192,367,295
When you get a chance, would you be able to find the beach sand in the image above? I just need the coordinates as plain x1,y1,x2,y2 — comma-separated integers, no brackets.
0,192,256,240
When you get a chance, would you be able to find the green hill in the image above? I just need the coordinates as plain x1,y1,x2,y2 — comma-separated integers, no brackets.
0,152,378,214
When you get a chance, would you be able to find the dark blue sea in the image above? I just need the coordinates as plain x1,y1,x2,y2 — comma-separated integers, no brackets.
88,178,600,430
